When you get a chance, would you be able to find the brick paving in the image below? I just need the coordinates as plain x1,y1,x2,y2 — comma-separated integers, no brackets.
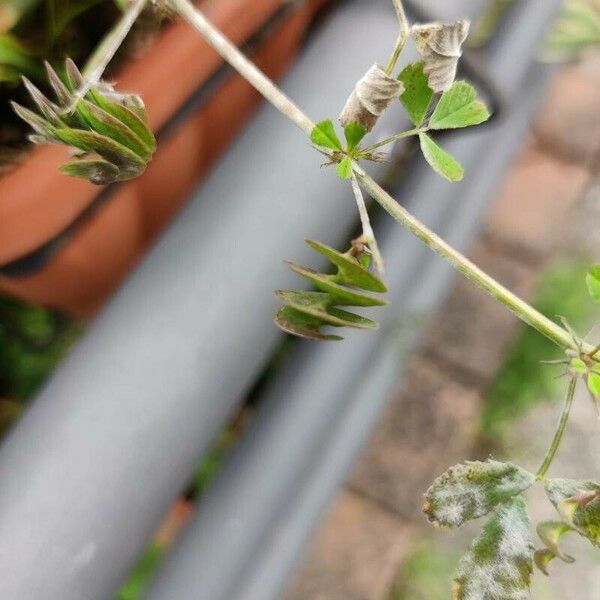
283,52,600,600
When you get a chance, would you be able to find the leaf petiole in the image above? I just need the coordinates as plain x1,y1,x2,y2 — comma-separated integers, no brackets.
363,127,423,153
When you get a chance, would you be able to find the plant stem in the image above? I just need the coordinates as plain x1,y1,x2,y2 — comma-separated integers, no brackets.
351,174,384,274
536,377,577,479
66,0,148,109
365,127,422,152
385,0,410,75
170,0,589,354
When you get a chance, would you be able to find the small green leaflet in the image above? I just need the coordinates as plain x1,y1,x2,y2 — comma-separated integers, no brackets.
336,157,353,180
310,119,342,150
545,478,600,547
585,265,600,303
344,122,367,151
429,81,491,130
533,520,574,575
453,496,534,600
398,62,433,127
423,459,536,528
419,133,464,182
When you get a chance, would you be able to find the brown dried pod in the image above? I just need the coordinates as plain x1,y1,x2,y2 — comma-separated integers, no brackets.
339,64,404,132
412,19,470,93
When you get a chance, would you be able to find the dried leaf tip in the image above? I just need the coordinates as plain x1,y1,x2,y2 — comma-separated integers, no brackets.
339,64,404,132
412,19,470,93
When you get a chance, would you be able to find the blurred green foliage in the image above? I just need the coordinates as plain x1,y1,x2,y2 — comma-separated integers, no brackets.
390,541,459,600
481,260,597,438
0,293,82,424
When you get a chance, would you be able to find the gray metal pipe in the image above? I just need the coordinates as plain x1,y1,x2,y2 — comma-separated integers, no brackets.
0,2,406,598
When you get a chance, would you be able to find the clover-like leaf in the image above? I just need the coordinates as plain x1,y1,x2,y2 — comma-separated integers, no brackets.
274,239,387,341
398,62,433,127
310,119,342,150
336,157,353,180
545,479,600,547
344,122,367,151
429,81,491,130
423,459,535,528
453,496,534,600
533,520,574,575
586,265,600,303
419,132,464,182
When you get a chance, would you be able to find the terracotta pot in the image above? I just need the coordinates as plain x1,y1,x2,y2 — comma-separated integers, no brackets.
0,0,327,315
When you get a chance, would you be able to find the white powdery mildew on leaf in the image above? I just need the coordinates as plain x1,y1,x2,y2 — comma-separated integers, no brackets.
453,496,534,600
423,459,535,528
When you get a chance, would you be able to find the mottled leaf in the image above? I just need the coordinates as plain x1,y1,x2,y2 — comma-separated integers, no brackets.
419,132,464,181
60,159,120,185
545,479,600,547
398,62,433,127
310,119,342,150
453,496,534,600
429,81,490,130
586,265,600,303
424,459,535,528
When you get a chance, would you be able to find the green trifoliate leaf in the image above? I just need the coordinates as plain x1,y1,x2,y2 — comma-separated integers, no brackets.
310,119,342,150
424,459,535,528
336,157,353,180
419,132,464,182
545,479,600,547
398,62,433,127
586,265,600,303
429,81,491,130
343,122,367,151
533,520,574,575
453,496,533,600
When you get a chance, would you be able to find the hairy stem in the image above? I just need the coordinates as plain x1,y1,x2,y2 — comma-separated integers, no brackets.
365,127,422,152
66,0,148,109
170,0,588,354
536,377,577,479
351,174,384,273
385,0,410,75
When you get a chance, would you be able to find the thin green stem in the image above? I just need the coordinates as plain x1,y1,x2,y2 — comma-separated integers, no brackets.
536,377,578,480
64,0,148,111
589,342,600,359
385,0,410,75
170,0,591,355
365,127,423,152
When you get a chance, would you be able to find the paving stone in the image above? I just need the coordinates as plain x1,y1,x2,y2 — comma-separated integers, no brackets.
534,63,600,163
485,143,590,259
348,359,481,521
422,240,538,381
283,490,411,600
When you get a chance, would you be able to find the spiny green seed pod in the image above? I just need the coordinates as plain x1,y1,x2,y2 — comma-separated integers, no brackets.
274,239,388,341
12,58,156,185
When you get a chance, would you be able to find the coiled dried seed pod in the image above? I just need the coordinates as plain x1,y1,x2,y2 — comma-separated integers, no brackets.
12,58,156,185
412,19,470,93
274,239,388,341
339,64,404,132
